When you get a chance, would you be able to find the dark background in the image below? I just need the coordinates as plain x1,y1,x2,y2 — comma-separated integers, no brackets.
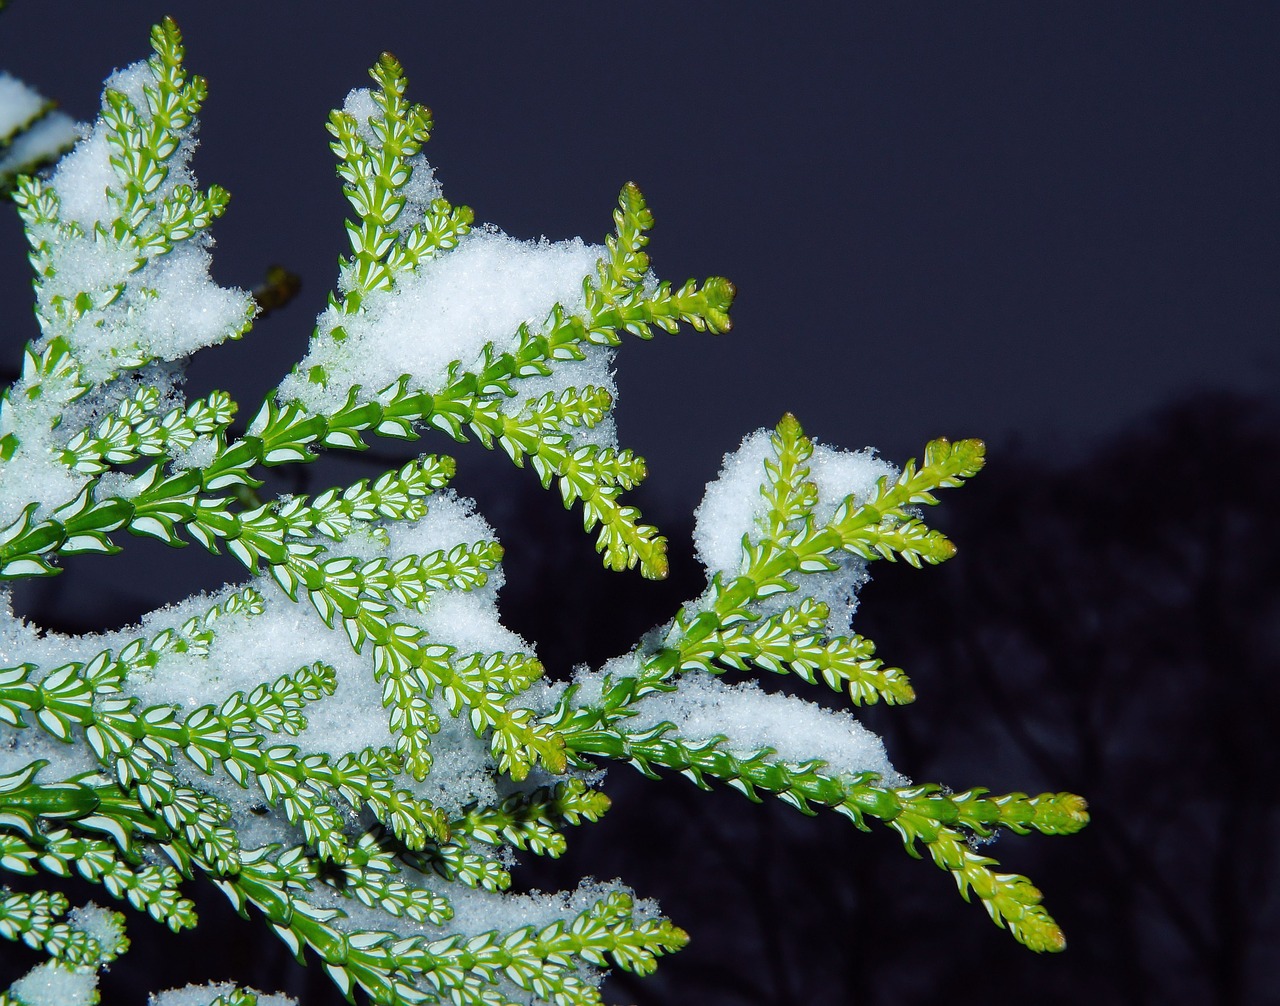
1,4,1278,1004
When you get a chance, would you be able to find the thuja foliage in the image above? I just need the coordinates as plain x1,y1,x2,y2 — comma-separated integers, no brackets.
0,20,1088,1006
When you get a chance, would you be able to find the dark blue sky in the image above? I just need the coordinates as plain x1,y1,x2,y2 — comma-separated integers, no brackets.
3,3,1278,508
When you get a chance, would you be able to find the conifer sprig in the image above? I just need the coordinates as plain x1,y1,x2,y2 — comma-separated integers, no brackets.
304,59,734,578
328,54,470,305
544,413,1084,952
558,699,1085,950
0,19,1085,1005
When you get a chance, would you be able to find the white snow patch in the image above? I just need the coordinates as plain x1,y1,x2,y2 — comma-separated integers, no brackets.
692,429,773,576
9,962,98,1006
281,225,602,410
150,983,296,1006
67,903,127,959
630,670,901,783
0,73,48,137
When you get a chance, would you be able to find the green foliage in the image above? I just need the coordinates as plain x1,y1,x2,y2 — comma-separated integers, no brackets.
0,18,1086,1006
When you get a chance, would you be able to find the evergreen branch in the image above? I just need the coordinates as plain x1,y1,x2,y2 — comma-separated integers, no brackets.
415,648,566,781
271,456,454,542
876,785,1091,841
292,180,732,582
590,273,736,341
404,838,511,893
1,651,329,867
538,438,667,579
825,436,986,566
2,822,195,931
465,396,666,577
224,849,684,1006
762,412,818,537
12,18,252,368
370,634,441,781
0,762,206,858
597,180,653,294
616,419,975,724
287,551,565,785
879,796,1075,953
321,748,449,851
453,779,610,858
59,388,236,475
0,18,1087,1001
3,650,448,860
675,597,916,705
587,184,734,339
0,889,68,950
0,891,127,968
120,714,353,866
637,419,982,675
328,53,473,305
0,588,262,732
0,441,452,576
276,540,500,617
0,759,240,885
564,713,1081,952
0,335,88,466
325,832,452,924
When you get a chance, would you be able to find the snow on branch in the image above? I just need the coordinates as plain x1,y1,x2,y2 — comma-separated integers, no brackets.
0,18,1085,1006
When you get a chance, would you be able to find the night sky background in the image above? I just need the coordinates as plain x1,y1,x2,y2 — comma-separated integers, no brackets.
1,4,1278,1005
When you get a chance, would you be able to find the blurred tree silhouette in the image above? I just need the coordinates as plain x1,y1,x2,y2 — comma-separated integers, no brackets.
864,389,1280,1006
